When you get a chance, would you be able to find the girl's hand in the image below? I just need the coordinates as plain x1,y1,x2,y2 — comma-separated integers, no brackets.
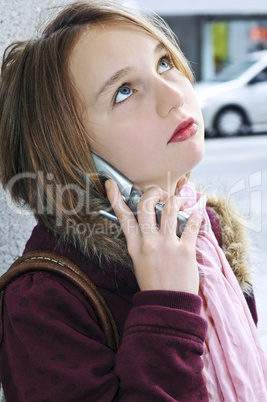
105,180,202,295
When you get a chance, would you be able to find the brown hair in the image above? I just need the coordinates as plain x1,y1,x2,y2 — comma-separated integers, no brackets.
0,0,193,264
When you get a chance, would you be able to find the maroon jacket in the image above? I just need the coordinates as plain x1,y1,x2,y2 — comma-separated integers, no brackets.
0,213,257,401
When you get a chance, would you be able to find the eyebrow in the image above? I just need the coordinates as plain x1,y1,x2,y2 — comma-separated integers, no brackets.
95,42,167,102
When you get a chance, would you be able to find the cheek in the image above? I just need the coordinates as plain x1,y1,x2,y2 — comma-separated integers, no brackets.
85,116,146,172
105,114,150,148
186,85,200,108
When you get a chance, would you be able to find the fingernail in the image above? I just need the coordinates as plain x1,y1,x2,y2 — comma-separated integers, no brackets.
105,180,112,191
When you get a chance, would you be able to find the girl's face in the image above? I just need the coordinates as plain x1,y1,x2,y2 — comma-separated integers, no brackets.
70,23,204,193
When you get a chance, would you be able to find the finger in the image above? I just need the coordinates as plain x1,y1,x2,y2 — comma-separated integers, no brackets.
175,176,187,195
105,179,139,238
159,195,182,236
180,210,203,244
137,187,169,233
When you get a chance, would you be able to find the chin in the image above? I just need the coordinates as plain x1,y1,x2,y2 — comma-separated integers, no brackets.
189,138,205,167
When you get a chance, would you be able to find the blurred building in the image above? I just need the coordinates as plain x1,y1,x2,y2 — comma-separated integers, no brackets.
164,13,267,81
122,0,267,81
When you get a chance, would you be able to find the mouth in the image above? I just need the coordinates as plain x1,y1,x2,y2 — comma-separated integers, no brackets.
168,117,198,144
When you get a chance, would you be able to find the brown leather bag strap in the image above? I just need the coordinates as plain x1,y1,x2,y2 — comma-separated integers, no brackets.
0,250,119,352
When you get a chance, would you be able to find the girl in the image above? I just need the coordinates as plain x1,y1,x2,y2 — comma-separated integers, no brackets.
0,1,266,400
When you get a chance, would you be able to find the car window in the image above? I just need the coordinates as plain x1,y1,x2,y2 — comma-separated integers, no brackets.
214,60,256,81
256,67,267,82
250,67,267,84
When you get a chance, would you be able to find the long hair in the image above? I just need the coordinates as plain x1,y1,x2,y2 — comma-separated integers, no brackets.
0,0,193,265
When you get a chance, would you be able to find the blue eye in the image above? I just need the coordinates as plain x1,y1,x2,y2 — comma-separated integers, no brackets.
158,57,172,74
115,85,133,104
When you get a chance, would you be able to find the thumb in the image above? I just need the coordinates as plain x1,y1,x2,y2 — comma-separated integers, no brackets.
180,210,203,244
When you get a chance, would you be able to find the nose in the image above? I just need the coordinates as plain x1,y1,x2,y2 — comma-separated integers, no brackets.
154,78,185,118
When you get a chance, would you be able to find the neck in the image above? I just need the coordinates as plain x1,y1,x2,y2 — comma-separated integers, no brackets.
139,174,187,197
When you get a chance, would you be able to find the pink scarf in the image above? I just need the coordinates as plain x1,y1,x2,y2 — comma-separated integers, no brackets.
180,183,267,401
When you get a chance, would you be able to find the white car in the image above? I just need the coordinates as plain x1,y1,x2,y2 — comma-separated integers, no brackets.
194,50,267,137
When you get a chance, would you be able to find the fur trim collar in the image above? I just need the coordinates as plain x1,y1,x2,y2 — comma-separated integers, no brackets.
206,194,252,295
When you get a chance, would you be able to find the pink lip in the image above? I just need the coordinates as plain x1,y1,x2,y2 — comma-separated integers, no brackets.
168,117,198,144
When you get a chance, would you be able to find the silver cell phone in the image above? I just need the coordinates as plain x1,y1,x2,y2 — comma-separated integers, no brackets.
91,152,189,237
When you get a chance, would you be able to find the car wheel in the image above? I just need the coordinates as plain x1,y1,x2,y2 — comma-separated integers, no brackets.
215,108,250,137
